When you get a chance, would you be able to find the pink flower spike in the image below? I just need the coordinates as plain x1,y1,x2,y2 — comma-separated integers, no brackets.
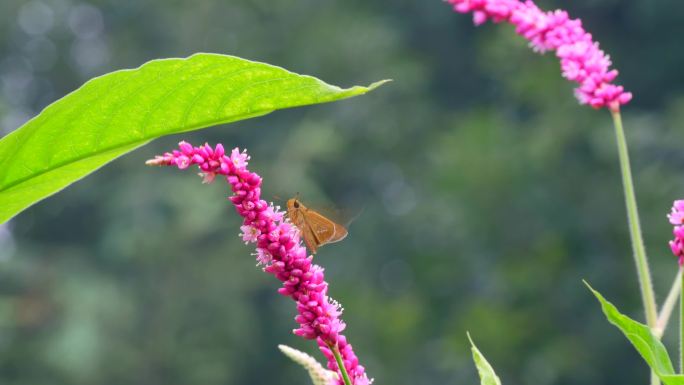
147,141,371,385
447,0,631,110
668,200,684,266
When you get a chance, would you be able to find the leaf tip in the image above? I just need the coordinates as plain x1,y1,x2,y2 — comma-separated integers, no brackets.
582,280,602,300
466,331,475,347
367,79,393,91
467,332,503,385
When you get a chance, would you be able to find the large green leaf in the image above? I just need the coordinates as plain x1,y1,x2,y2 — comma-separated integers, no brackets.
468,333,502,385
586,282,684,385
0,53,387,223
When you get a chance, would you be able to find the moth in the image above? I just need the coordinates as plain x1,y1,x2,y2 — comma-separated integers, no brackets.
287,198,348,254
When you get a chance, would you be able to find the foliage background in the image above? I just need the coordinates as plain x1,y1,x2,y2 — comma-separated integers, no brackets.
1,0,684,384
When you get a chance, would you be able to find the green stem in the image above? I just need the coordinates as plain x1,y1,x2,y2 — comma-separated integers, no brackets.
655,272,682,338
679,266,684,374
330,343,353,385
611,110,659,385
611,110,658,327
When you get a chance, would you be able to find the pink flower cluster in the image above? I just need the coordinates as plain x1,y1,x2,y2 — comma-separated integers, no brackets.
147,142,370,385
668,200,684,266
447,0,632,110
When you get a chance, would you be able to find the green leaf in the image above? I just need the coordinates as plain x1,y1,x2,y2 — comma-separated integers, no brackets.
662,376,684,385
586,281,684,385
0,53,388,223
468,332,502,385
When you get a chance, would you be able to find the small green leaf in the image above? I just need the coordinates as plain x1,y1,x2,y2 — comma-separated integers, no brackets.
0,53,388,223
586,281,684,385
468,332,502,385
278,344,338,385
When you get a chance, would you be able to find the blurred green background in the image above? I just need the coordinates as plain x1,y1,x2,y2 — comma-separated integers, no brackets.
1,0,684,384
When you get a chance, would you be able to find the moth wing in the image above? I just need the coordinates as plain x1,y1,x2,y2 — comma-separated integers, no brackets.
328,224,348,244
300,224,319,254
305,210,347,246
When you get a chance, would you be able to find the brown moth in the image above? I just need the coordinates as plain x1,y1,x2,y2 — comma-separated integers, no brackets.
287,198,348,254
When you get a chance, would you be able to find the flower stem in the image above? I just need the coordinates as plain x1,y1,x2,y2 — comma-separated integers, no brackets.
611,110,659,385
655,272,682,339
331,343,353,385
611,110,658,327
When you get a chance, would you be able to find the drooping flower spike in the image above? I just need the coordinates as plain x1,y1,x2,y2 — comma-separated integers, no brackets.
147,142,371,385
447,0,632,111
668,200,684,266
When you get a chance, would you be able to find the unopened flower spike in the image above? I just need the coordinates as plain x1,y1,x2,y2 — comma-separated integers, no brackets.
447,0,632,111
279,345,339,385
147,141,372,385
